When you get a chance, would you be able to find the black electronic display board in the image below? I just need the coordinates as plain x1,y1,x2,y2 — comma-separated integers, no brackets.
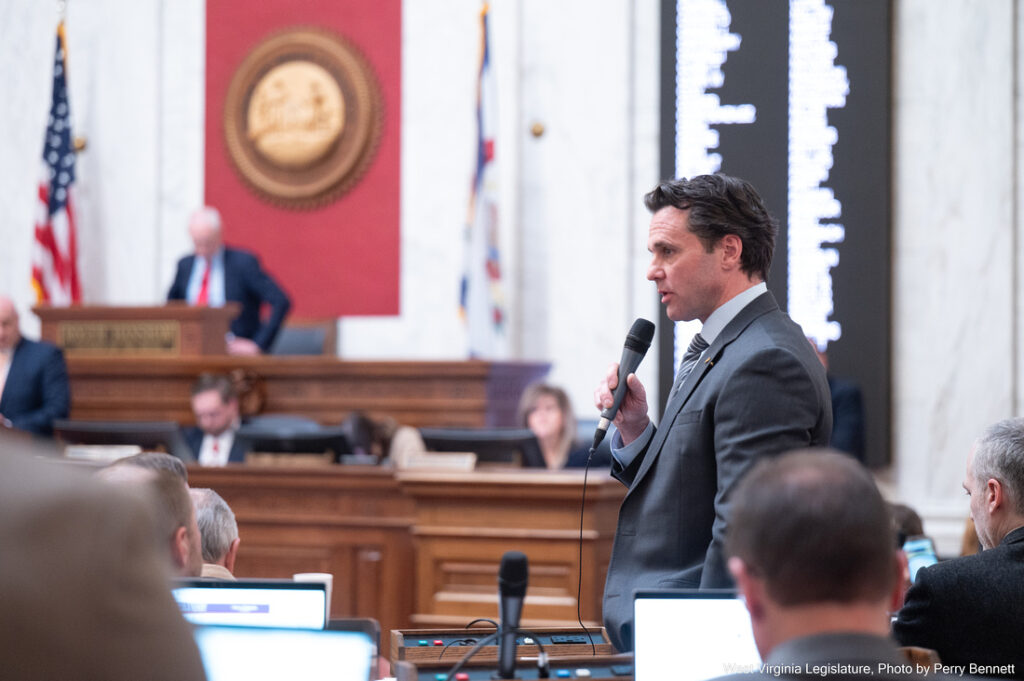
658,0,891,466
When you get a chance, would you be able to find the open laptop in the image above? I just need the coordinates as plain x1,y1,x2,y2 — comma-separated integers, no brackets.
193,625,374,681
172,578,328,630
633,589,761,681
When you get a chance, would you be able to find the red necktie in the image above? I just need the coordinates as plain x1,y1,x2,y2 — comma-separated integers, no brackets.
196,261,210,306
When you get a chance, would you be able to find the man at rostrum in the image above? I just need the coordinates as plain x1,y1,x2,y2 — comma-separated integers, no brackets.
594,174,832,652
168,206,290,355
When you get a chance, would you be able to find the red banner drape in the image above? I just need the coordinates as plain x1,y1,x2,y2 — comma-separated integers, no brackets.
205,0,401,317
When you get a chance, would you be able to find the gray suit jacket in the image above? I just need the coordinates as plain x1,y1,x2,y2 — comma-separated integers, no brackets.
603,292,832,651
713,632,960,681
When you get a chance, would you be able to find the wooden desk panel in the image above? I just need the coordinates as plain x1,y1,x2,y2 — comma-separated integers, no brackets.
188,465,417,649
187,465,626,652
68,358,549,427
398,469,625,629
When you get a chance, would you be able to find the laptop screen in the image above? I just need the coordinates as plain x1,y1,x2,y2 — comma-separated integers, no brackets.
172,579,327,629
634,589,761,681
193,625,374,681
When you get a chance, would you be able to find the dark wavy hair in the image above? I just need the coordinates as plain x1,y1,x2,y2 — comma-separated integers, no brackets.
643,174,778,281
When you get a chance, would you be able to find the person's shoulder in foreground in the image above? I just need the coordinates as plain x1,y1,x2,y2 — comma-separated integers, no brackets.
0,431,206,681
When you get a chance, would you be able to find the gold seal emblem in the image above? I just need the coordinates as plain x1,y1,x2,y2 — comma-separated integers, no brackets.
223,27,382,209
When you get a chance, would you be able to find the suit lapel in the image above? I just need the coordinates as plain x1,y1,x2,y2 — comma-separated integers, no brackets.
627,292,780,491
222,249,240,302
228,439,247,464
0,340,28,410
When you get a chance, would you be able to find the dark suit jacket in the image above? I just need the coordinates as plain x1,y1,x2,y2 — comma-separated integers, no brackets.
0,337,70,436
168,246,291,351
565,443,612,468
184,425,248,464
828,374,866,463
603,292,832,651
893,525,1024,676
0,434,206,681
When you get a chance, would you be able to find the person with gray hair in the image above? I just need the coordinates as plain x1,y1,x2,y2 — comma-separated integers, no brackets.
167,206,290,355
189,487,241,580
894,418,1024,676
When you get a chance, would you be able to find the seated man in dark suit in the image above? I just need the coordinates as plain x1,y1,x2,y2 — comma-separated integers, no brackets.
185,373,248,465
0,294,70,436
894,417,1024,677
811,340,867,463
714,450,954,681
167,206,291,355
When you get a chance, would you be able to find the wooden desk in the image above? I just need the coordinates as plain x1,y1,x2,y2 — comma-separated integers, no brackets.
188,465,417,650
187,465,626,651
67,358,549,427
398,469,625,629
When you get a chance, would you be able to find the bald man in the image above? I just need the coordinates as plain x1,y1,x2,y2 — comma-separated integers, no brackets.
167,206,291,355
0,295,70,436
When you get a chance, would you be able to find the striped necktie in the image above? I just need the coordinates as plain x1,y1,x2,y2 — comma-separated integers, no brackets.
670,333,709,399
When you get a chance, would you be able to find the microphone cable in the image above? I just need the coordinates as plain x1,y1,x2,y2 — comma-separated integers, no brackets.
574,445,598,656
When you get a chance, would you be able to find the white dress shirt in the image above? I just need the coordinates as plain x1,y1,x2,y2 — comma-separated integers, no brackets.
198,427,238,467
186,250,226,307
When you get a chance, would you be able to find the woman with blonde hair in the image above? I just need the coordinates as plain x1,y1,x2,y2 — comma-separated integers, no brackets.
517,383,607,469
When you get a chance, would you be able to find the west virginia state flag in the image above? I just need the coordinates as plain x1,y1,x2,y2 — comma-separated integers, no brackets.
459,3,506,359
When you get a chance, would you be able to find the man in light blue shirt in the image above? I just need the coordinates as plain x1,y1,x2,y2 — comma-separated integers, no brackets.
168,207,291,355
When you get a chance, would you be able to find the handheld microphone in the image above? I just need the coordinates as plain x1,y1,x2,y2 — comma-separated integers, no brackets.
497,551,528,679
593,318,656,448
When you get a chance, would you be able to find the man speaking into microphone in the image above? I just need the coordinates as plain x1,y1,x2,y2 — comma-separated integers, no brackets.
594,174,832,652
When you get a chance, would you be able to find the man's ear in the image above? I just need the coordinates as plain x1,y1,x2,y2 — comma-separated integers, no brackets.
718,234,744,270
890,550,910,613
170,525,190,573
728,556,765,620
986,478,1004,515
224,537,241,573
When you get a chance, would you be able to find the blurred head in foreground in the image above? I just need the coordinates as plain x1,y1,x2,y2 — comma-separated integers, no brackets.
0,430,205,680
725,449,902,659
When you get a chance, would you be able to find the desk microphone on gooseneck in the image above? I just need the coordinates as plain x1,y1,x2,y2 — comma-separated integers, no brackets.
497,551,528,679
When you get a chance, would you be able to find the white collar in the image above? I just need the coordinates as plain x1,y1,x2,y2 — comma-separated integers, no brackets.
700,282,767,345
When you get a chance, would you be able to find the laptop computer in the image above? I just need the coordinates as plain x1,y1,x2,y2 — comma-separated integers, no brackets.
633,589,761,681
193,625,375,681
172,578,328,630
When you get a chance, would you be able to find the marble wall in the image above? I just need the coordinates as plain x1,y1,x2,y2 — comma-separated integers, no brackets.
890,0,1020,553
2,0,1023,553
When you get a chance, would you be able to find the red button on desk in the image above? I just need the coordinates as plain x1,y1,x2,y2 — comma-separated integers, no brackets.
433,639,444,646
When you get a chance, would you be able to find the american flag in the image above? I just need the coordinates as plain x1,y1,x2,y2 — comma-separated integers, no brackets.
32,22,81,305
459,2,506,358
